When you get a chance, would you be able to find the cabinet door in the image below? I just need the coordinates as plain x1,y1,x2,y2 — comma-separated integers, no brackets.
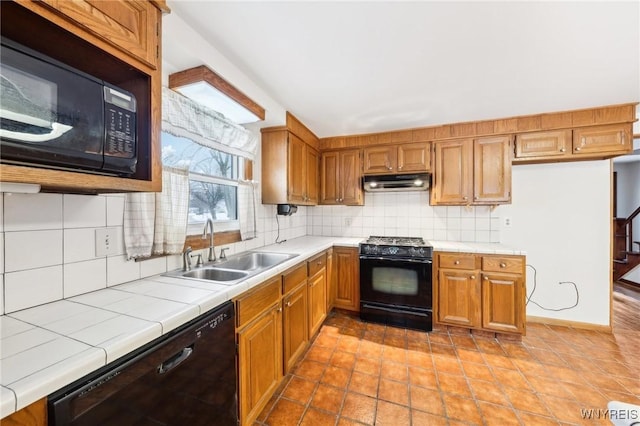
2,398,46,426
283,284,309,373
514,130,572,160
573,124,632,156
287,133,306,204
397,142,431,172
42,0,160,68
481,273,524,334
326,248,336,310
306,147,319,204
431,139,473,205
320,151,340,205
363,146,396,174
436,269,481,328
340,149,364,205
473,136,511,203
334,247,360,311
308,269,327,337
238,305,283,426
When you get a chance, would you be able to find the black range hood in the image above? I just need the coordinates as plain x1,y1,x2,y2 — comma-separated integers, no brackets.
362,173,430,192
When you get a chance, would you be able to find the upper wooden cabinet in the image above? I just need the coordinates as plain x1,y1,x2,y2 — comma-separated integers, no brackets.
262,113,320,206
0,0,168,193
514,130,572,160
572,124,631,156
320,149,363,206
431,136,511,206
363,142,430,175
514,124,632,164
38,0,163,69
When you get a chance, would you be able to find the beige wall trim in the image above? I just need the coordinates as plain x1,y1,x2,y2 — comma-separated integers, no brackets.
526,315,612,333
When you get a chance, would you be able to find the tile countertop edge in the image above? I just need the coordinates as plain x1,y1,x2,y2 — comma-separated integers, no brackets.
0,236,363,419
428,240,526,256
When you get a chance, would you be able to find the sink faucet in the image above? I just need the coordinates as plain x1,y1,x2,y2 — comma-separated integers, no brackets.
183,246,193,271
203,218,216,262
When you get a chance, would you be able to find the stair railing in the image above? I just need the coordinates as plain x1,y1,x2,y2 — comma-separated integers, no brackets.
620,205,640,253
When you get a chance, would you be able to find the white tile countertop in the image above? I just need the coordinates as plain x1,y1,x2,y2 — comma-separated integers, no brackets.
0,236,363,419
0,235,522,418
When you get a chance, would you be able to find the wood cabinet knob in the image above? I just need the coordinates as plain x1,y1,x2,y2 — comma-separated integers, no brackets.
276,307,282,313
575,147,581,151
463,196,468,201
499,262,506,268
484,276,489,280
470,275,476,280
454,260,460,265
285,301,292,307
560,147,566,152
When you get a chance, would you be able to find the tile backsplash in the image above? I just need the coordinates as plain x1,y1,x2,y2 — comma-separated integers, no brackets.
0,189,497,315
307,191,501,242
0,192,307,315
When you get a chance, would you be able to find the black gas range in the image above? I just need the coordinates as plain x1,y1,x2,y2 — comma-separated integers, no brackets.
359,236,433,331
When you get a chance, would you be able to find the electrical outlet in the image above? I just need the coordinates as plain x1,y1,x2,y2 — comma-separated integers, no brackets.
504,217,512,228
96,227,117,257
344,217,353,227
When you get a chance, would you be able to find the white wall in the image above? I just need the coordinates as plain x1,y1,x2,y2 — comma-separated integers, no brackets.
500,161,611,326
614,160,640,282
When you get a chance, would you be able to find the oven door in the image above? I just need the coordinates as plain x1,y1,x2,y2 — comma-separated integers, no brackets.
359,255,432,330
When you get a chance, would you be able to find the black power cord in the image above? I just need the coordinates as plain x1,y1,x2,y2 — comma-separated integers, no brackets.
526,264,579,311
275,211,286,244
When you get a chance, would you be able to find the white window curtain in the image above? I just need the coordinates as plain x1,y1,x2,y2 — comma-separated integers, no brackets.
124,167,189,259
238,180,258,240
162,87,258,160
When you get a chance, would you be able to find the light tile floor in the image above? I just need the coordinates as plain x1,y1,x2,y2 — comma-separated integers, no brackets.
257,295,640,425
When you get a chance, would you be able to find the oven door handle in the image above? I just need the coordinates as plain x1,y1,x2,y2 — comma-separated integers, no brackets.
359,256,432,264
361,303,432,317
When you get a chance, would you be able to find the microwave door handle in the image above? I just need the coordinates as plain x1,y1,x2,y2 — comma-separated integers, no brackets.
0,122,73,143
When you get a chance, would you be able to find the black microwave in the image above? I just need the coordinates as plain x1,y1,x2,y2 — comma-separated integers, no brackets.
0,37,137,176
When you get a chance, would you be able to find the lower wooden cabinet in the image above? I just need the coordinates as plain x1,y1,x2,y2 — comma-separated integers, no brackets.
3,398,47,426
333,247,360,311
308,253,327,337
434,252,526,335
437,269,481,328
237,302,282,426
282,283,308,373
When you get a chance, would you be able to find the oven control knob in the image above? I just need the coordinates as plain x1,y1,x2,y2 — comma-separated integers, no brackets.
409,247,425,257
388,247,399,255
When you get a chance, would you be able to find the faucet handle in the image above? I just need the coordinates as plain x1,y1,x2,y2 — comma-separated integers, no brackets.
219,247,230,260
183,246,193,271
191,253,204,267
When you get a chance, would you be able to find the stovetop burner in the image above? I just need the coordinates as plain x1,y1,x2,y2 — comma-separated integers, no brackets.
364,236,427,246
360,236,433,259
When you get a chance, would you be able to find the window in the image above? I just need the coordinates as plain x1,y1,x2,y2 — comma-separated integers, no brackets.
161,132,244,234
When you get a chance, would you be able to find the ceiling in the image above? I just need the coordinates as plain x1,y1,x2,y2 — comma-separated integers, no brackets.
164,1,639,139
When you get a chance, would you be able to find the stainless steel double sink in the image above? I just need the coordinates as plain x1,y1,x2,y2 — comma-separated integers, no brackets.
163,251,299,285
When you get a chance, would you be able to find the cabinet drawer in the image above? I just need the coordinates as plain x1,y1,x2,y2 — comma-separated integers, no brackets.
236,276,281,328
438,253,477,270
308,252,327,277
481,256,524,274
283,263,307,295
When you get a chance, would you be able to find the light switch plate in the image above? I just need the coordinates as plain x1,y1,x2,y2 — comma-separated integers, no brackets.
95,227,117,257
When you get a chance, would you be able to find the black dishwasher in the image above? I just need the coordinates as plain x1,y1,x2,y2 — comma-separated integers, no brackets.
48,301,237,426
